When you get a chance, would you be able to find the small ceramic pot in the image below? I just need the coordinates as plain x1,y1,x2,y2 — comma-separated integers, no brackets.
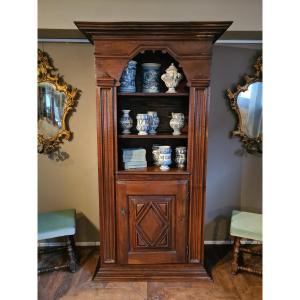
170,113,185,135
120,110,133,134
152,144,161,166
119,60,137,93
142,63,161,93
147,111,159,135
158,146,172,171
136,114,149,135
175,146,187,168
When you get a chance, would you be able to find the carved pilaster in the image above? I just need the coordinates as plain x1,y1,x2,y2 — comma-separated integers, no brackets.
97,75,117,264
187,81,210,264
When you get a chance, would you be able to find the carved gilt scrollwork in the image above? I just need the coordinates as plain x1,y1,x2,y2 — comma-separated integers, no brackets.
226,56,262,154
38,49,80,154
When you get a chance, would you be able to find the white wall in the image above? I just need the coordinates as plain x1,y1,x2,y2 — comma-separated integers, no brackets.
38,0,262,31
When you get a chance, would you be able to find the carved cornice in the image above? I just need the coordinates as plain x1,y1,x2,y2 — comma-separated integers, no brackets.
75,21,233,44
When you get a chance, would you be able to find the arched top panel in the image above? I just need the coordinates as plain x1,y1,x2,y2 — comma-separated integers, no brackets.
94,42,212,87
119,50,188,93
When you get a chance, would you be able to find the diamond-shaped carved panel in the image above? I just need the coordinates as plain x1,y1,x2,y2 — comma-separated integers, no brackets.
137,204,166,245
130,196,173,250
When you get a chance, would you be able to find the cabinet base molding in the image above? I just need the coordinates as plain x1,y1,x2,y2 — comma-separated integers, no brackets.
94,263,210,281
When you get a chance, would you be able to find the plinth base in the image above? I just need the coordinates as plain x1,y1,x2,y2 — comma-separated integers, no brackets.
93,263,210,281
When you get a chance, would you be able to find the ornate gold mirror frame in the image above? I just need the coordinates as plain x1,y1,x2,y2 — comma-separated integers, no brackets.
226,56,262,154
38,49,80,154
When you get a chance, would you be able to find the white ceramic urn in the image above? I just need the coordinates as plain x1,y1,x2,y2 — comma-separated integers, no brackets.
170,113,185,135
161,63,182,93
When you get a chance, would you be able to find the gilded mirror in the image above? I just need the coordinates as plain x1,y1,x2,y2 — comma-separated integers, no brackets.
38,49,79,154
226,56,262,154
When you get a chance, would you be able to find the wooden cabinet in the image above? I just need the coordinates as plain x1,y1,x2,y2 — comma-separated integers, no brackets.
116,180,188,265
75,21,232,281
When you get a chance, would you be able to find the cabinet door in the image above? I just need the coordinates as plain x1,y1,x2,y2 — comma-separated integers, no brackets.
116,180,188,264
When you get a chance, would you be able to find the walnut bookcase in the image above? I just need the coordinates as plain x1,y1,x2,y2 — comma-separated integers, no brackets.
75,21,232,281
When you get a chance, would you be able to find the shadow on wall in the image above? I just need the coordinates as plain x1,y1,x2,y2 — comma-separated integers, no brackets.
205,213,231,241
75,212,99,243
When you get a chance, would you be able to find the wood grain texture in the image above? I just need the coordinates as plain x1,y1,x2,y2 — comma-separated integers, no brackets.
187,86,210,264
75,22,232,281
97,84,117,264
38,245,262,300
115,180,188,266
74,21,233,43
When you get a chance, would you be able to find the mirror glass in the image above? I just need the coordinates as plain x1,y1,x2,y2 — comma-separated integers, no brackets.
38,82,66,138
237,82,262,138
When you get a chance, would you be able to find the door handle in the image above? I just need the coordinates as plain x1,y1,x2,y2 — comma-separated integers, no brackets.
121,207,126,216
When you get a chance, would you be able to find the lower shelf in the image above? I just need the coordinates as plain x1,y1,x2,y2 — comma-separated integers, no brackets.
117,166,189,175
93,263,210,281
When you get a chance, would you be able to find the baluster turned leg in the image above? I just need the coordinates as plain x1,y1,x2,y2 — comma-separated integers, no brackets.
232,237,241,275
66,235,77,273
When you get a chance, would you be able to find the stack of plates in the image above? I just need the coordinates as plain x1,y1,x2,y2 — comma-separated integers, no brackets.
122,148,147,169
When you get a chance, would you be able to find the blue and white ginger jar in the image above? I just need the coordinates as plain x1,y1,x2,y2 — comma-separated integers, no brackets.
142,63,161,93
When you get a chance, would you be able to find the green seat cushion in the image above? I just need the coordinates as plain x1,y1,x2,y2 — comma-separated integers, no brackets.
38,209,76,240
230,210,262,241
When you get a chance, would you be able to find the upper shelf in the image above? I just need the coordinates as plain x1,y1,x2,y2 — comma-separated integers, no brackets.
118,92,189,97
118,133,188,139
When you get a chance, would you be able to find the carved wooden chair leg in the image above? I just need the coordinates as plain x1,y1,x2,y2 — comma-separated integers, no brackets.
70,234,79,262
66,235,77,273
238,245,244,266
232,237,241,274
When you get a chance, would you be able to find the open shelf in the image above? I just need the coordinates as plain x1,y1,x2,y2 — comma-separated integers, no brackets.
118,92,189,97
116,50,189,174
118,133,188,139
117,166,189,175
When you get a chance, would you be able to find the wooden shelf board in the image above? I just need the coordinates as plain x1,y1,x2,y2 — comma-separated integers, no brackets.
118,133,188,139
118,92,189,97
117,166,189,175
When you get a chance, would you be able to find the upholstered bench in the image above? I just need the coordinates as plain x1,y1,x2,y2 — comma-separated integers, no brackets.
38,209,77,273
230,210,262,275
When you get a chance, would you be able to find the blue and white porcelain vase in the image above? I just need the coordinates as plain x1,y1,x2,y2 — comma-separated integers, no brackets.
142,63,161,93
158,146,172,171
152,144,161,166
120,110,133,134
136,114,150,135
119,60,137,93
147,111,159,135
175,146,187,169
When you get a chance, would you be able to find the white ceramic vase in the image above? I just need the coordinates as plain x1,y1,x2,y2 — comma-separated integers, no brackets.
136,114,149,135
170,113,185,135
